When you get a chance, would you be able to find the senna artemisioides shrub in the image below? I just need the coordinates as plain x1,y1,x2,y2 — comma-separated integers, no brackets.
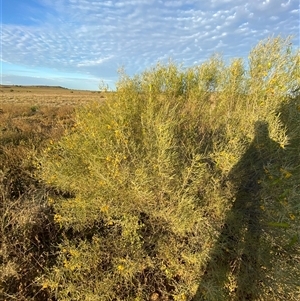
38,36,299,301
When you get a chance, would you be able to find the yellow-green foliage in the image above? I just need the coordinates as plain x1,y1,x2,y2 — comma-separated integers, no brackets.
39,37,299,301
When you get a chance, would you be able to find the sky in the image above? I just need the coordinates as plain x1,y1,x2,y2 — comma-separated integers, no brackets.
1,0,299,91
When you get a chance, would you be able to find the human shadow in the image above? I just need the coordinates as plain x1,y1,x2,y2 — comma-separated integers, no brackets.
192,121,282,301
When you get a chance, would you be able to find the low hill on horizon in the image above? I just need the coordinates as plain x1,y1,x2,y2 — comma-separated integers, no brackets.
1,84,70,90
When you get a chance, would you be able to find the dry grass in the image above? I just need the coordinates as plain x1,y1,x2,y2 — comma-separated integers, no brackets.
0,86,105,300
0,85,107,145
0,85,104,106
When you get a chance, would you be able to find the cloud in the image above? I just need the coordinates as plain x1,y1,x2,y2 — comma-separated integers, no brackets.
77,56,114,67
2,0,299,89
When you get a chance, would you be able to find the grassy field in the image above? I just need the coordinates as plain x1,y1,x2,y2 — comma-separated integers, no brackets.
0,85,104,144
0,85,103,162
1,85,103,106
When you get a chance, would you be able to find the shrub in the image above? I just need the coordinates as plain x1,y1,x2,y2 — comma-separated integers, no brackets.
39,36,299,300
30,105,39,113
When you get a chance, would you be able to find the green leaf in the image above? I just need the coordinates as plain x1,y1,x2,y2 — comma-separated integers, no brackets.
267,222,290,228
287,234,299,247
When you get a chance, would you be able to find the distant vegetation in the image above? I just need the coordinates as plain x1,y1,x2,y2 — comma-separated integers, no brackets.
1,36,299,301
0,85,69,89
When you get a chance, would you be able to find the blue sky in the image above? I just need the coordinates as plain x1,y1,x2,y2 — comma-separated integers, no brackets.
1,0,299,90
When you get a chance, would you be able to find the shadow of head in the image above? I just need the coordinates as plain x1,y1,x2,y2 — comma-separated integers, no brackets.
254,120,269,138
